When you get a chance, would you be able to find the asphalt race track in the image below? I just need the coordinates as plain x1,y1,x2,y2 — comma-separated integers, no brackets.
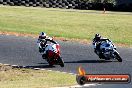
0,34,132,88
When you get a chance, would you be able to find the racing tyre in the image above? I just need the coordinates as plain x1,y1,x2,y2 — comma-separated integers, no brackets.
47,59,54,66
114,52,122,62
58,56,64,67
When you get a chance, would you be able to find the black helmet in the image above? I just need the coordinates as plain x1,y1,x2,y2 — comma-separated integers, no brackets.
95,34,101,41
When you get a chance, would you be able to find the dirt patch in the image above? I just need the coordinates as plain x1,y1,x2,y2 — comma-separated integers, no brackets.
0,31,131,47
0,64,12,71
0,31,38,38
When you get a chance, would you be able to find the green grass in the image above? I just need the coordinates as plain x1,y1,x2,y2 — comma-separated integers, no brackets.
0,64,76,88
0,5,132,45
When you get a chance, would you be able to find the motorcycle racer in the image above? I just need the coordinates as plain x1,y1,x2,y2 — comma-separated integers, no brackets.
37,32,57,58
92,34,114,58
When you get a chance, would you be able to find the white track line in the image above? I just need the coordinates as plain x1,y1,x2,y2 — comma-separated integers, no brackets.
53,84,100,88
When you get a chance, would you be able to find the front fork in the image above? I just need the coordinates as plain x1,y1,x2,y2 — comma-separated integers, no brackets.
112,49,119,59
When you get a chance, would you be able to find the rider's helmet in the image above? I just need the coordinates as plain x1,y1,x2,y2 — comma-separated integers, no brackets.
39,32,47,39
95,34,101,41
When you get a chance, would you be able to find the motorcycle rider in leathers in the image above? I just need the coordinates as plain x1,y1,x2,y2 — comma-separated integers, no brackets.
92,34,115,59
37,32,57,59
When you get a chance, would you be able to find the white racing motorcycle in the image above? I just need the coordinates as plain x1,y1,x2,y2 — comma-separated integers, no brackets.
97,40,122,62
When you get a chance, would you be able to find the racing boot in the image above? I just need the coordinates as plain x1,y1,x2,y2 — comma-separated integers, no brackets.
42,54,46,59
42,50,47,59
99,53,103,59
39,47,43,53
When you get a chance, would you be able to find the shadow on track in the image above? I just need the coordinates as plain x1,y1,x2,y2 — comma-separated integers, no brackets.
64,60,117,63
16,64,55,69
25,65,55,68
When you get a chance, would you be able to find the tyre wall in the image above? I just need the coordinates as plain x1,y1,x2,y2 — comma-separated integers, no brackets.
0,0,131,11
0,0,113,10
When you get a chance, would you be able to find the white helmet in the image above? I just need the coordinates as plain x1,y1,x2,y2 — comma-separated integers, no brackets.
39,32,47,39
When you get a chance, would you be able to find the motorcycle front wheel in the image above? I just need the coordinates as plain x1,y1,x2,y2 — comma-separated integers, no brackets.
57,56,64,67
114,52,122,62
47,59,54,66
